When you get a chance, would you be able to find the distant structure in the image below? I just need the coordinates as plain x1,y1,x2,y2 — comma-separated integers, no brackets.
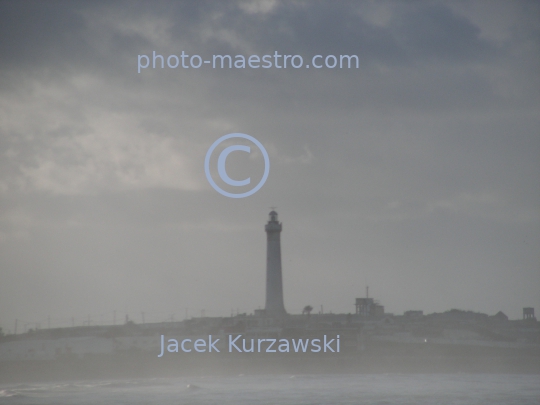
404,310,423,318
265,211,287,317
355,286,384,317
523,307,536,321
491,311,508,321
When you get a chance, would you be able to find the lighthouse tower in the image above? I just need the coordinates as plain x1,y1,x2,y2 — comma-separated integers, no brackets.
265,210,287,317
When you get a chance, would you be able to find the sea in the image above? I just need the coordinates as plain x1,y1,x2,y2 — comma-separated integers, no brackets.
0,373,539,405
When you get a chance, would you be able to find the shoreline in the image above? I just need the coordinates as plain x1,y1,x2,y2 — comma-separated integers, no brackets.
2,341,539,383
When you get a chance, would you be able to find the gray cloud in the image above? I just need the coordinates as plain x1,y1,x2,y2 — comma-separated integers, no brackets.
0,0,538,332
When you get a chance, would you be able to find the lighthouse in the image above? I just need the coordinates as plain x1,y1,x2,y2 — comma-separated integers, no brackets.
265,210,287,317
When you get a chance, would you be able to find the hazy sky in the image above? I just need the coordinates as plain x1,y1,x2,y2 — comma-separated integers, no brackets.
1,0,539,332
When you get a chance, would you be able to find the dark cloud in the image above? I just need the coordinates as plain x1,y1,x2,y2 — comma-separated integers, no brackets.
0,1,88,71
390,2,494,61
0,1,538,331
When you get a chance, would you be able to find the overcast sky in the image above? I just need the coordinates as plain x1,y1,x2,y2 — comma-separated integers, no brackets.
0,0,539,332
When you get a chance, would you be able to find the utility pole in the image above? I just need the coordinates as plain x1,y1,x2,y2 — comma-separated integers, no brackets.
14,319,17,335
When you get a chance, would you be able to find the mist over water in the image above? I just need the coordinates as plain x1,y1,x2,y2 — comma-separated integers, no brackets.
1,374,539,405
